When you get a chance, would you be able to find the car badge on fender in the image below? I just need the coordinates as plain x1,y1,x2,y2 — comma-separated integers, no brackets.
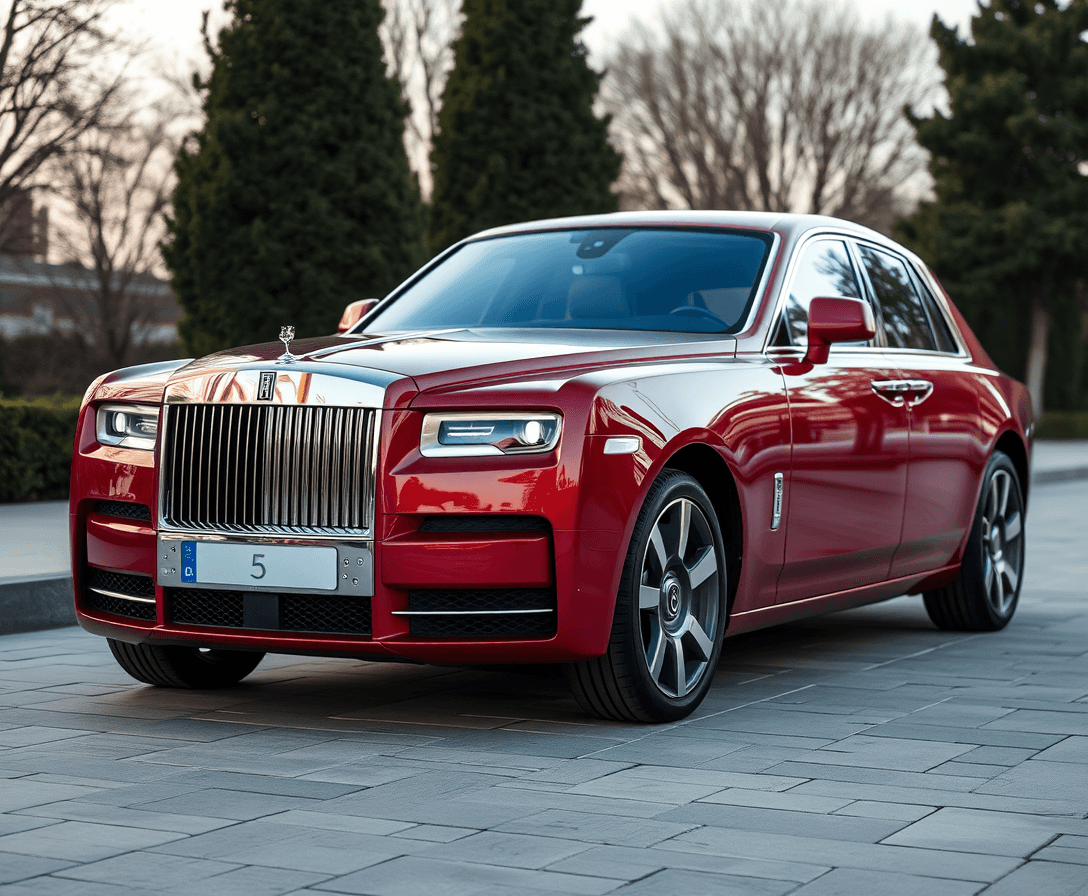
257,371,276,401
277,325,296,363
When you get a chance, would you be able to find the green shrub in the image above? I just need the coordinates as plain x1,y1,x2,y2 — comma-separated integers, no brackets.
0,397,81,502
1036,412,1088,441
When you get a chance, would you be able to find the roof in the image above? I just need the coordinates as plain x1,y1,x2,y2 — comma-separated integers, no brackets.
470,210,890,244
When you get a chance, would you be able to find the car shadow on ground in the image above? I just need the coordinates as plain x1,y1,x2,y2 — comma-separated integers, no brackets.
89,595,952,733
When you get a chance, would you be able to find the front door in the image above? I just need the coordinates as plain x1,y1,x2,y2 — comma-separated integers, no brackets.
771,237,910,603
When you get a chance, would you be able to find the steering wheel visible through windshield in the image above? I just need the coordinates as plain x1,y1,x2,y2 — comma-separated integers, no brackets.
363,227,774,335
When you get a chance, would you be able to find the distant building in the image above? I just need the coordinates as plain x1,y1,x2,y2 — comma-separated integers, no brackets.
0,189,180,344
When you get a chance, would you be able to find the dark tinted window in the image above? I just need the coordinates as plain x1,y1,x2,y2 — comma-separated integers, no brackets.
776,239,863,346
365,228,774,334
916,279,959,353
859,246,937,351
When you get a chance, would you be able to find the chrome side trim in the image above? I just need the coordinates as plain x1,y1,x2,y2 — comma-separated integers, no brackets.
89,587,156,605
771,473,784,531
391,609,553,616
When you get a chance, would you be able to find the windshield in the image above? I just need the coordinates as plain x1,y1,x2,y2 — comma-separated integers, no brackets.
364,228,774,334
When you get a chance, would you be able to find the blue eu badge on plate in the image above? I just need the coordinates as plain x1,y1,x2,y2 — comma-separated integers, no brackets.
181,542,197,583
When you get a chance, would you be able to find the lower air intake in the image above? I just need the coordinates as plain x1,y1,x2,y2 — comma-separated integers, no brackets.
167,589,371,636
405,588,556,639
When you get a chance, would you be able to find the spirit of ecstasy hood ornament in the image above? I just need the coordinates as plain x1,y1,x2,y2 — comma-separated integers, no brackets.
278,325,296,363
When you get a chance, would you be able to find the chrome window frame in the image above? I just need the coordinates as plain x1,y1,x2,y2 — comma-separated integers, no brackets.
759,229,885,357
850,236,969,360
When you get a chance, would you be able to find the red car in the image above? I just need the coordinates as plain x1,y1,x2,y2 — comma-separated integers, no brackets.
70,212,1032,722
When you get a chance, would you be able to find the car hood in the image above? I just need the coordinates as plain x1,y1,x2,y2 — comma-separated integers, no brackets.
170,328,738,401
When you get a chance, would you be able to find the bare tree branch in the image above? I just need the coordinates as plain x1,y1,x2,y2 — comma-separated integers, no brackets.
0,0,126,243
41,116,176,367
606,0,936,232
380,0,459,200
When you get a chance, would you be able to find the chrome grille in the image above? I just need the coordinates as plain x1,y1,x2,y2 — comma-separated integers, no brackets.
162,404,376,534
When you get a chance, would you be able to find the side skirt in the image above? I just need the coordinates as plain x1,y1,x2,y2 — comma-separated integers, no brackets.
726,564,960,636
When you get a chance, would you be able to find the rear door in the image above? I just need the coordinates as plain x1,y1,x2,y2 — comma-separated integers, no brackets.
853,242,985,578
772,236,910,603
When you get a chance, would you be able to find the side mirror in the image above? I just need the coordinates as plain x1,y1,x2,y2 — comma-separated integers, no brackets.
804,297,876,365
337,298,380,334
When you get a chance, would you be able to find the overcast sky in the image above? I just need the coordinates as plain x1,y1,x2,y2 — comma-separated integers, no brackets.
127,0,984,76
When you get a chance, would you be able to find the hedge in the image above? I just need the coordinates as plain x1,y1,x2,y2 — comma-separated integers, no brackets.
1036,412,1088,441
0,396,81,502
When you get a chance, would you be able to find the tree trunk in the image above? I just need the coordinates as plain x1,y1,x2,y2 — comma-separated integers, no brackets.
1024,285,1050,415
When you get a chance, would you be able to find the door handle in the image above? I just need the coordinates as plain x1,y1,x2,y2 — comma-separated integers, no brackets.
871,379,911,405
905,380,933,406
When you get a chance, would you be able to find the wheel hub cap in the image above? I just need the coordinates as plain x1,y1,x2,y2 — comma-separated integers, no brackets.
661,573,683,620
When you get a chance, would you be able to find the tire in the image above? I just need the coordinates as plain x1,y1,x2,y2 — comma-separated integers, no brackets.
108,639,265,688
568,470,728,722
924,452,1025,632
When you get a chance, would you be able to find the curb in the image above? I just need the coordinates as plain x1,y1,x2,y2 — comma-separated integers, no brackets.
1033,467,1088,486
0,574,76,635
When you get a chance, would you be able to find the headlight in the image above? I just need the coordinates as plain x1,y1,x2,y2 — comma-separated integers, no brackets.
96,403,159,451
420,412,562,457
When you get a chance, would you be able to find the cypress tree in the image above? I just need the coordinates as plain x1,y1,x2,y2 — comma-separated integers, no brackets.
429,0,622,253
164,0,425,356
896,0,1088,412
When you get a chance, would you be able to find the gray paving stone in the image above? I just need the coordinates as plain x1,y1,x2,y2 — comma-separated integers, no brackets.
832,800,935,822
153,821,421,874
495,808,697,847
984,710,1088,736
958,746,1038,766
391,824,476,842
980,860,1088,895
549,844,828,884
420,830,591,869
15,799,237,834
882,806,1086,857
657,802,907,843
787,867,983,895
135,787,322,821
0,819,186,862
1031,834,1088,866
161,864,332,896
1032,735,1088,763
52,851,240,886
0,850,75,885
698,788,853,814
607,867,795,895
977,758,1088,803
311,855,620,896
660,826,1021,882
792,734,975,771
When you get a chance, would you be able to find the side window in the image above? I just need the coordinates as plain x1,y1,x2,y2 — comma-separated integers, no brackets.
858,246,937,351
914,276,959,353
775,239,863,347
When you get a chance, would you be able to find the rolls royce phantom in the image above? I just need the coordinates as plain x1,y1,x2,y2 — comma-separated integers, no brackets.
70,211,1032,721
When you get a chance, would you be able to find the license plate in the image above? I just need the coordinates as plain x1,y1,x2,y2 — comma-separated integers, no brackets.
180,542,338,591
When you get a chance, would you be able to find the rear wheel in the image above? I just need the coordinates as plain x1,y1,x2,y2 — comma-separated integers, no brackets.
568,470,727,722
108,639,265,688
924,451,1025,631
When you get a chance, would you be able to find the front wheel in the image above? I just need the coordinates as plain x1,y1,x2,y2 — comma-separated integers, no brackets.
108,639,265,688
568,470,728,722
923,451,1025,631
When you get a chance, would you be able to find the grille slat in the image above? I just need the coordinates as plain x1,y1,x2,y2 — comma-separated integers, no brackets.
163,404,376,534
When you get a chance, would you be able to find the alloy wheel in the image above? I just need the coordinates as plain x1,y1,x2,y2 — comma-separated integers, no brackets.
638,497,722,698
981,468,1024,619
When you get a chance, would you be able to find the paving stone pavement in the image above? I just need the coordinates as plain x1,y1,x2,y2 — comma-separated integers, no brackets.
1,479,1086,895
